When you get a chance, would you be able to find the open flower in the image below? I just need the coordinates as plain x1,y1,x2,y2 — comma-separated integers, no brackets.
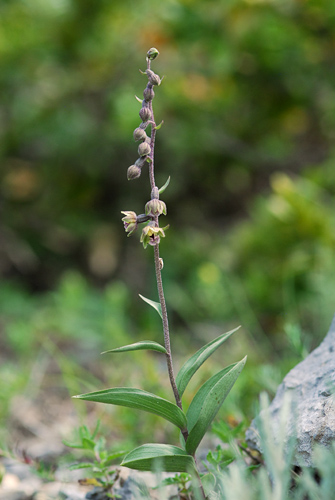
140,222,166,248
121,211,138,236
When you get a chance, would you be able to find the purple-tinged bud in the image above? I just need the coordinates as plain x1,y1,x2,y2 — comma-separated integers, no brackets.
146,47,159,61
151,186,159,199
145,69,161,86
143,86,155,102
127,165,141,180
145,199,167,217
139,106,152,122
138,142,151,157
133,127,147,142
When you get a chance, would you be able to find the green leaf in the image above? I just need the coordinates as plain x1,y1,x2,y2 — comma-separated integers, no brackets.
73,388,187,431
186,363,238,432
62,440,84,449
82,437,96,450
69,462,93,471
139,294,162,319
102,341,167,355
158,175,170,194
201,473,216,496
104,450,128,465
185,356,247,455
121,444,196,473
154,120,164,131
91,420,101,439
176,326,240,397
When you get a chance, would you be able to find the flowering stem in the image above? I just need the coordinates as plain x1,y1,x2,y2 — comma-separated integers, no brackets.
147,56,188,442
147,64,157,190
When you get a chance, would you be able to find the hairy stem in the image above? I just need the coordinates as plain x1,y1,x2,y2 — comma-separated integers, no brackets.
153,244,189,443
147,58,156,189
144,51,205,500
147,57,189,441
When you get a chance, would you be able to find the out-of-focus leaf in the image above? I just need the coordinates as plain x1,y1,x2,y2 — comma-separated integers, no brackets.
69,462,94,471
201,472,216,496
104,450,128,464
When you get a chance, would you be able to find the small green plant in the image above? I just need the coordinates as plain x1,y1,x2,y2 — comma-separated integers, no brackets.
64,422,126,496
153,472,193,500
74,48,246,499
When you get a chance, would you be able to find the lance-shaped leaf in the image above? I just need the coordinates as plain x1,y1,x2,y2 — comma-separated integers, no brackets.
102,341,167,355
176,326,240,397
139,294,162,319
158,175,170,194
186,363,238,432
185,356,247,455
121,444,196,473
73,388,187,431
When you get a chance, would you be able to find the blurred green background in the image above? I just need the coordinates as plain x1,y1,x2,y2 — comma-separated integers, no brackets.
1,0,335,457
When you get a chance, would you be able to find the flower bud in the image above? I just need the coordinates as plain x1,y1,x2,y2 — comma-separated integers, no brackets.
145,199,167,217
146,47,159,60
143,86,155,102
127,164,141,180
133,127,147,142
145,69,161,86
138,142,151,157
139,106,152,122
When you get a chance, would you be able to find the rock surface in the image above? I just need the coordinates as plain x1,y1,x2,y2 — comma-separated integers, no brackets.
0,458,179,500
246,314,335,467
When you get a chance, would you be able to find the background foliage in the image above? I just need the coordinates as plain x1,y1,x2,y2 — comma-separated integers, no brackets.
1,0,335,454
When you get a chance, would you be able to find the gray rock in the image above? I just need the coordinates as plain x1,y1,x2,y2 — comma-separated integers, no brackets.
246,314,335,467
84,468,179,500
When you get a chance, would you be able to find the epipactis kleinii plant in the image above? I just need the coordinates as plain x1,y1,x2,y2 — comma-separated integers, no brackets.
74,48,247,499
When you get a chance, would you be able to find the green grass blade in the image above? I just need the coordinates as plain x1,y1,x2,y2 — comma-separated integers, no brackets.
121,444,196,473
185,356,247,455
102,340,167,355
176,326,240,397
139,294,162,319
73,387,187,431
